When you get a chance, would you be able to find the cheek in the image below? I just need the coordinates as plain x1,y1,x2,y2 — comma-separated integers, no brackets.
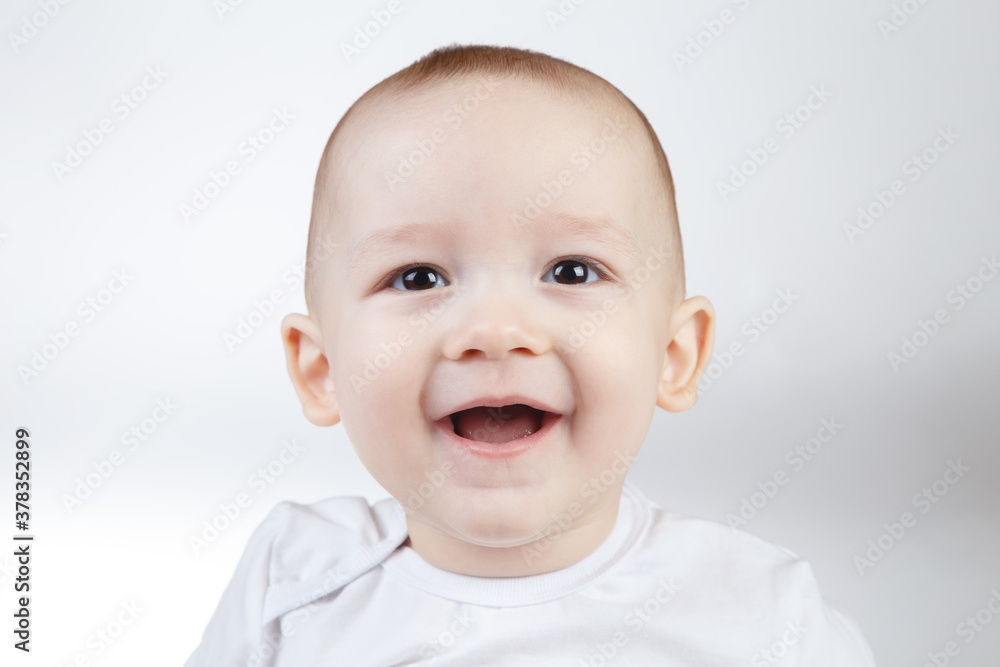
331,314,420,399
327,316,430,474
571,296,661,382
567,308,661,443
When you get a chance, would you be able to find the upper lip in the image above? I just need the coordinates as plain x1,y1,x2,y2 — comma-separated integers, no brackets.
432,395,563,422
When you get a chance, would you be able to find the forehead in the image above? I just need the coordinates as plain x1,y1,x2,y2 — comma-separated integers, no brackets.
326,75,660,255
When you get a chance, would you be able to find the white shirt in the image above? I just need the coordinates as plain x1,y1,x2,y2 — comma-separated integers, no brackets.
185,481,876,666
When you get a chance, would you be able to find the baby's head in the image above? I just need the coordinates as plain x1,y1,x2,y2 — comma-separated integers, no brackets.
281,45,715,575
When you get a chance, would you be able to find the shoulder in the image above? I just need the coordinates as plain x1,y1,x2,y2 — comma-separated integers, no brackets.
250,494,407,620
626,483,810,584
260,494,406,584
185,494,407,665
622,484,876,665
645,506,825,617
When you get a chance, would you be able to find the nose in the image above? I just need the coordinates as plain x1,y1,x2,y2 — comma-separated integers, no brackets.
441,289,551,361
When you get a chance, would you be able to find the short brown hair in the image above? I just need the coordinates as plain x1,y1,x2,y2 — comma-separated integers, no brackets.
305,44,682,310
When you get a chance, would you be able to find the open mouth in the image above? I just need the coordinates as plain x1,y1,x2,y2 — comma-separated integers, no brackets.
448,404,548,444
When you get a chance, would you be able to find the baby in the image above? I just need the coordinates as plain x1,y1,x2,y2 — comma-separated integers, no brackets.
186,45,875,665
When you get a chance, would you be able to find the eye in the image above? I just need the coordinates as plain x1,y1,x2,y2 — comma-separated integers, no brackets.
382,258,608,291
388,265,446,291
542,258,607,285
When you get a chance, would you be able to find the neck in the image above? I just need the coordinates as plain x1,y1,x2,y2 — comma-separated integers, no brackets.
402,490,622,577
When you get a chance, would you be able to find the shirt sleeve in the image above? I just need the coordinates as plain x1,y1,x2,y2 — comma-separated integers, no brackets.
183,503,291,667
782,559,878,667
805,599,878,667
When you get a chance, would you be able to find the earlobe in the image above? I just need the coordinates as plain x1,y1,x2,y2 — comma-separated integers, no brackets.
280,313,341,427
656,296,716,413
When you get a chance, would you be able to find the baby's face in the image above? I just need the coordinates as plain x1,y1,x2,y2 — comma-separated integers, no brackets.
307,77,684,554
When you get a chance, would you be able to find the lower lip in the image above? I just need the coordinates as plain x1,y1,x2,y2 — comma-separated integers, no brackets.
433,411,562,459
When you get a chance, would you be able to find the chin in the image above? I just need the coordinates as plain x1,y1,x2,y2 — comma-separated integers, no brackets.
432,495,566,548
445,524,546,549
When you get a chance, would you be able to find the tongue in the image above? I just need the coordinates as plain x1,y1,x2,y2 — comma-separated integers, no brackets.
453,404,544,443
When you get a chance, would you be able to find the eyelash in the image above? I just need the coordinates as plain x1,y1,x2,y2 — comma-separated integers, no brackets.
380,256,613,291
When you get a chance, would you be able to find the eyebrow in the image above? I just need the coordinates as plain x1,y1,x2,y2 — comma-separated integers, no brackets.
346,213,644,273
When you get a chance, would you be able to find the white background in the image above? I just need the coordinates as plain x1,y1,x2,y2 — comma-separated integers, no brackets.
2,0,998,665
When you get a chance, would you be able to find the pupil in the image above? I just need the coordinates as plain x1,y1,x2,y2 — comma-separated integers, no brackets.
403,268,437,290
554,261,586,284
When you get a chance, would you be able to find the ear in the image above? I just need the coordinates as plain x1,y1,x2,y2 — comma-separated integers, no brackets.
656,295,716,413
280,313,341,427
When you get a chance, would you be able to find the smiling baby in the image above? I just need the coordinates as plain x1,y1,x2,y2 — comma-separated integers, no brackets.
186,44,875,666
